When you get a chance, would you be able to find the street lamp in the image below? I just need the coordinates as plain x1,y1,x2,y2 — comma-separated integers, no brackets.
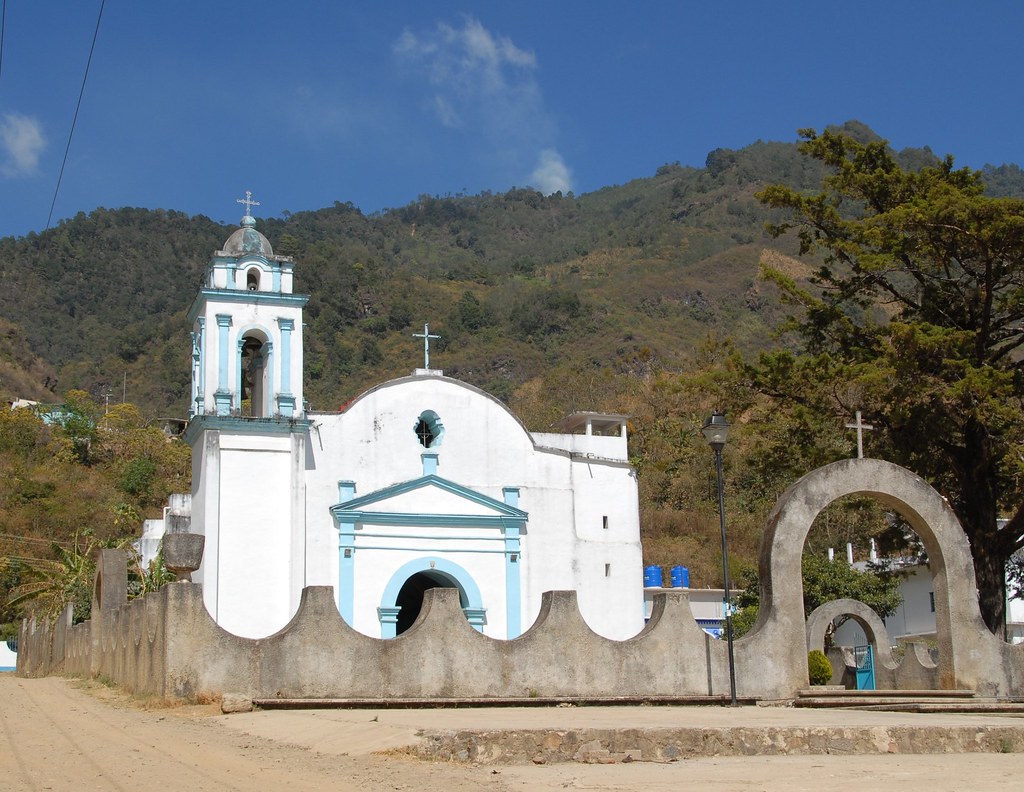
703,411,737,706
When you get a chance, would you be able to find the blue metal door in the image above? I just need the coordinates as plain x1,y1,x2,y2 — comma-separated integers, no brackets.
854,644,875,690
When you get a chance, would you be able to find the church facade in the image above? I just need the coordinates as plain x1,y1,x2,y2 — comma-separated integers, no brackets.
179,210,644,640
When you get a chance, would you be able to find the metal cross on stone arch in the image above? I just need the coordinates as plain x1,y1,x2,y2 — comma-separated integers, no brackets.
845,410,874,459
237,190,260,217
413,323,441,369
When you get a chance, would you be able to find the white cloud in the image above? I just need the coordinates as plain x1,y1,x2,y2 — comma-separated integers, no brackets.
1,113,46,177
530,149,573,195
432,95,461,129
393,17,547,141
394,17,536,105
393,17,572,194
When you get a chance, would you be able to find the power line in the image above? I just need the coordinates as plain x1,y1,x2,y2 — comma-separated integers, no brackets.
45,0,106,231
0,0,6,81
0,533,71,547
0,555,54,567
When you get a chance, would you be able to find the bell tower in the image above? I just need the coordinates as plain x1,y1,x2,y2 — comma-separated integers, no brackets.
187,193,307,419
183,193,311,638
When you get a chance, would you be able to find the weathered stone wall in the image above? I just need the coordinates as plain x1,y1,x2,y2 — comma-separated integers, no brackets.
17,459,1024,701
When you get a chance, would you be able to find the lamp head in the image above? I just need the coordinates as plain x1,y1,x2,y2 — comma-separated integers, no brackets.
702,411,730,450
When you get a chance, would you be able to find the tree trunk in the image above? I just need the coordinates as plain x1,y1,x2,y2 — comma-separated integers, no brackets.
973,549,1007,638
957,419,1007,636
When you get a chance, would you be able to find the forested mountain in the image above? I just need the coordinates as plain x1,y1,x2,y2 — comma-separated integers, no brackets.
0,131,832,414
3,121,1023,633
3,121,1020,418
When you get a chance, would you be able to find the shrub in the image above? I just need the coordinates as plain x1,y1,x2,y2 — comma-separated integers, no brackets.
807,649,833,685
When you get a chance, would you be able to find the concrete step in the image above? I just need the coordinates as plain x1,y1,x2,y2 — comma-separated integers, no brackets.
852,701,1024,714
797,688,977,698
790,688,1024,711
253,694,759,710
790,688,974,709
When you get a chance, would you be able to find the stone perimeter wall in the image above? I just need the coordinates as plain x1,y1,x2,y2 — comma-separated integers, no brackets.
17,459,1024,701
16,582,945,701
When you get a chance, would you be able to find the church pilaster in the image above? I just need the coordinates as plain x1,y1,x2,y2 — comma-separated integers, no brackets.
214,314,233,415
503,487,522,638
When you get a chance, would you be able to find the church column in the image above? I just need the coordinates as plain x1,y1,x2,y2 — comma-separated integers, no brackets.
235,336,246,413
276,318,296,417
190,321,204,418
503,487,522,638
214,314,232,415
259,341,273,418
196,318,205,414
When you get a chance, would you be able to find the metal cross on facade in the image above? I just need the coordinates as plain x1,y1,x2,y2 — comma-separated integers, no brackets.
413,323,441,369
237,190,261,216
845,410,874,459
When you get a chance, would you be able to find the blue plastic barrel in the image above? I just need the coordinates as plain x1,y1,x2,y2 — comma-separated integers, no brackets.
643,565,663,588
670,565,690,588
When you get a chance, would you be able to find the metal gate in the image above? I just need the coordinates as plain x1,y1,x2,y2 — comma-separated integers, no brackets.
853,644,875,690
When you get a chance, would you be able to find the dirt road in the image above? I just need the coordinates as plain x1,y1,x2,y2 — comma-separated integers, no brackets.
0,675,499,792
3,674,1024,791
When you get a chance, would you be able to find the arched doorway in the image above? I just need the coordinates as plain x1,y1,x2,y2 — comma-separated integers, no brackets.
378,557,487,638
394,571,464,635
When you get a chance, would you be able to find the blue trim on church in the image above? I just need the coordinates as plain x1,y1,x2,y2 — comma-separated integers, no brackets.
377,557,486,638
502,487,522,637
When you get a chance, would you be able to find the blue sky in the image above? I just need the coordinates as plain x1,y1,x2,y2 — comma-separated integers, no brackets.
2,2,1022,239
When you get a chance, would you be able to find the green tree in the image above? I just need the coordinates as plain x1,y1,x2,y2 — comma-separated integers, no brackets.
755,128,1024,633
50,390,101,464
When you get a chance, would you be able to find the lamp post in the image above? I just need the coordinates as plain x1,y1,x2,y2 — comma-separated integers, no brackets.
703,411,737,706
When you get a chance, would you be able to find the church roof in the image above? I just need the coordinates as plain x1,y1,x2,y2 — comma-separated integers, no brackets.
220,214,274,258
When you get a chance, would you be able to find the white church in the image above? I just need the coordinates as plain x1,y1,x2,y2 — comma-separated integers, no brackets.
161,206,645,641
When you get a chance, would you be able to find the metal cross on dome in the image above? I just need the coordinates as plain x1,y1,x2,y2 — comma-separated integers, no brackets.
236,190,261,217
413,323,441,369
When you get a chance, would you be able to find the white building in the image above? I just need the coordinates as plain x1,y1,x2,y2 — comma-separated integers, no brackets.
172,211,644,640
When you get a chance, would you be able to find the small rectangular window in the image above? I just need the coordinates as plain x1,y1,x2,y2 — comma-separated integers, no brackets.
604,563,611,577
929,592,935,613
602,515,609,530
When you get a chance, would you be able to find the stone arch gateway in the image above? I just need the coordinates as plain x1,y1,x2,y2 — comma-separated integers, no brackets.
741,458,1024,697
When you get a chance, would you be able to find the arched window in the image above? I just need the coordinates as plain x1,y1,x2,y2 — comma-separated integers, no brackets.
240,334,268,416
246,268,260,291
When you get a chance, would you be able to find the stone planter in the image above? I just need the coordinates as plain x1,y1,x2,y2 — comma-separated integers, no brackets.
162,533,205,582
